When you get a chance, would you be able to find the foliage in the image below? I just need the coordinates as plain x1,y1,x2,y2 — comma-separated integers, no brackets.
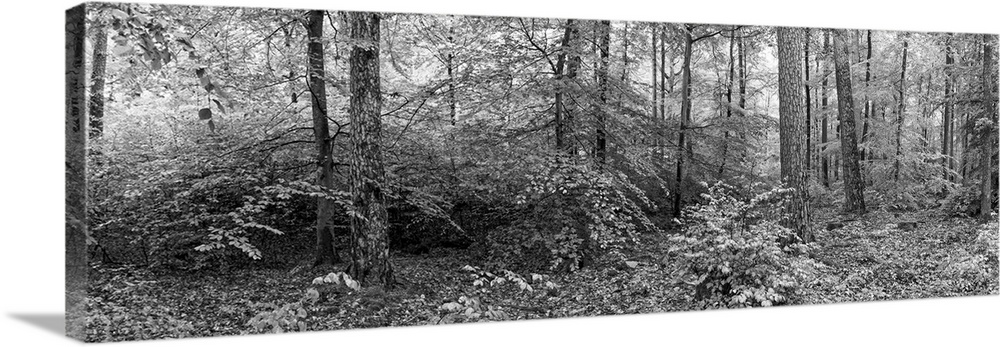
484,158,657,271
668,181,822,308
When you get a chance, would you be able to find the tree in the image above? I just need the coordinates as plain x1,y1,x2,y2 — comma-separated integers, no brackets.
943,34,955,181
980,34,998,219
894,34,908,181
346,11,394,288
832,29,867,215
672,25,723,217
595,20,610,165
776,26,812,242
554,19,581,155
66,4,89,340
306,10,342,266
821,30,831,187
89,18,108,138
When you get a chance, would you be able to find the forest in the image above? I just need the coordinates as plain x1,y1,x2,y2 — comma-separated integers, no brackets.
65,3,998,342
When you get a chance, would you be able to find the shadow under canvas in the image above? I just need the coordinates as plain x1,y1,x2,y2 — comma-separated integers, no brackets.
9,313,65,336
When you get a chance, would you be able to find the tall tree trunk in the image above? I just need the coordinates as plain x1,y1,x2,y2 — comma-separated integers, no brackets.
738,31,746,129
805,28,813,172
651,24,658,122
821,30,830,188
861,30,872,163
776,27,812,242
672,26,694,218
89,22,108,138
719,26,735,175
595,20,610,165
621,23,629,86
66,5,89,340
944,34,954,181
894,35,908,181
660,25,667,123
307,10,341,267
832,29,867,215
981,34,998,219
447,25,456,126
347,11,393,289
555,19,579,156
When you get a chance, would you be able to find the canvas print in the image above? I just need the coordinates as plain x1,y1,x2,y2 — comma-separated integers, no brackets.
65,1,999,342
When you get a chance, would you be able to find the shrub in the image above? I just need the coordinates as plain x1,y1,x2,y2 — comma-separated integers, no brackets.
668,181,822,308
485,159,657,272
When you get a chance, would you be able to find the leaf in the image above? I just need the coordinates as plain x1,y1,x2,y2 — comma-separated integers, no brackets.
212,99,227,113
150,57,162,70
208,119,216,132
343,277,361,291
176,37,195,51
439,302,462,312
198,108,212,120
108,8,128,20
305,288,320,303
111,44,133,56
626,261,639,268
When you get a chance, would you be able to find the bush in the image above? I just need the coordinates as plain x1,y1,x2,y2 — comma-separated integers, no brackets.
668,181,822,308
484,159,657,272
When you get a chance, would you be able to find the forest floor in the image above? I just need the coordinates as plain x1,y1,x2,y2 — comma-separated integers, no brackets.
83,209,998,342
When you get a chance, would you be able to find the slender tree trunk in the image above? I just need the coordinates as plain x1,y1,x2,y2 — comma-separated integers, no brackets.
89,23,108,138
944,34,955,181
861,30,872,163
554,19,580,156
595,20,610,165
66,5,89,340
719,26,736,175
832,29,867,215
821,30,830,188
660,25,667,123
347,11,393,288
307,11,341,267
447,25,456,126
738,31,746,130
981,34,997,219
894,35,908,181
673,27,694,218
651,24,658,121
622,23,629,86
776,27,812,242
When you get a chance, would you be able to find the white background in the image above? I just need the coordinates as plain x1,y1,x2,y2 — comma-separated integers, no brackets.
1,0,998,346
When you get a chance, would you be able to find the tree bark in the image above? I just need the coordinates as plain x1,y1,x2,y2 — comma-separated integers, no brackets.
776,27,812,242
89,22,108,138
981,34,998,219
672,26,694,218
944,34,954,181
595,20,610,165
307,10,341,267
66,5,89,340
894,35,908,181
821,30,830,188
832,29,867,215
651,24,658,122
861,30,872,163
719,26,736,175
805,28,812,172
554,19,579,156
347,11,393,289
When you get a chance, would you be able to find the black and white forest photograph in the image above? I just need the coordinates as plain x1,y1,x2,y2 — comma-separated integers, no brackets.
5,0,1000,345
